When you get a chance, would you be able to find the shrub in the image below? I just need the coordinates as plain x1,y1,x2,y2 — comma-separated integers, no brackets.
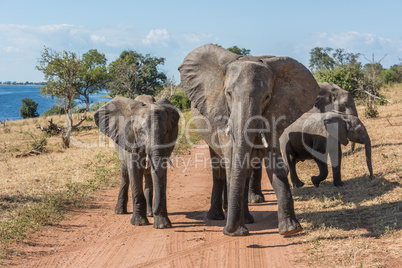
170,92,191,110
19,98,39,119
41,105,66,117
90,101,109,111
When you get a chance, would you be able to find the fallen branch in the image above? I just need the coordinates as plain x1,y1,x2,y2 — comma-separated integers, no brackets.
72,113,87,129
0,120,6,127
354,87,393,103
16,140,47,158
37,119,62,134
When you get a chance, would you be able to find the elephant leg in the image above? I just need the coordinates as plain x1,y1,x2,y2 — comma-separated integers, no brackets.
248,162,265,203
129,162,149,226
264,149,302,236
207,147,225,220
288,154,304,188
244,172,254,224
144,172,153,217
115,161,129,214
330,143,344,187
223,177,228,212
311,158,329,187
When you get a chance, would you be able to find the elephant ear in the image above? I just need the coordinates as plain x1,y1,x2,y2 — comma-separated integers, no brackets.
156,97,180,141
94,96,143,152
261,56,320,139
178,44,240,126
323,115,349,146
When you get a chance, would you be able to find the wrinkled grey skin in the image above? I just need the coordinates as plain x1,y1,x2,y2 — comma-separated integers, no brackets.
279,111,373,188
94,95,179,229
179,44,320,236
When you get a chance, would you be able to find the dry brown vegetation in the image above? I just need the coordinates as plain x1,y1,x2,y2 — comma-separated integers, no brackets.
0,84,400,266
290,83,402,267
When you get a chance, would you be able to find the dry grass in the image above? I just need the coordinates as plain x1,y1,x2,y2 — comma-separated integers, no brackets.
290,83,402,267
0,113,121,258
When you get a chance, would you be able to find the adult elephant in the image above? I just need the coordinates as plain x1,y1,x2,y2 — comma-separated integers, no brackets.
95,95,179,229
279,111,373,187
179,44,320,236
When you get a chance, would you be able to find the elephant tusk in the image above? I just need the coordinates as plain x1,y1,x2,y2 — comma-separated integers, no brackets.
225,125,231,136
167,158,175,168
260,131,269,148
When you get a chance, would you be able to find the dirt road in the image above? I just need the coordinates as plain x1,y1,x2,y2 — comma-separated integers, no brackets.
10,144,305,267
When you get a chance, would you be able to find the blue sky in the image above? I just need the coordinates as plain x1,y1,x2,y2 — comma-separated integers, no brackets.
1,0,401,82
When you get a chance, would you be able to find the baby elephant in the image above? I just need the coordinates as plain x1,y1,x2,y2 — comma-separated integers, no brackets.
95,95,180,228
279,111,373,187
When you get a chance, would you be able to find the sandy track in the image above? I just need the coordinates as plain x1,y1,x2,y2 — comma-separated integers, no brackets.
10,144,305,267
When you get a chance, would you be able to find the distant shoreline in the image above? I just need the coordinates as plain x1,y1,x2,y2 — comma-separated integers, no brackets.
0,84,44,87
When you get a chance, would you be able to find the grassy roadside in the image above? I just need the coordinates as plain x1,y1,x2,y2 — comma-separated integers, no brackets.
289,83,402,267
0,113,121,259
0,109,200,260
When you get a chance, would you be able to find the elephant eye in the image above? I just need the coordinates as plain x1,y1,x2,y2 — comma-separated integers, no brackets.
265,94,271,101
226,91,232,97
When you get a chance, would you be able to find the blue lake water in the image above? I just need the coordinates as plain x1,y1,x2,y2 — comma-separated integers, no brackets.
0,85,111,121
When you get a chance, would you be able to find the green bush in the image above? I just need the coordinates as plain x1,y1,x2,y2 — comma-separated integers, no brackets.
73,106,88,114
315,65,364,98
41,105,66,117
170,92,191,110
19,98,39,119
90,101,109,111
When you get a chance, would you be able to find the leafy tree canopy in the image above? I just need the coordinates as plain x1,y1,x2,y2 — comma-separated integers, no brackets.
107,50,167,98
227,45,251,56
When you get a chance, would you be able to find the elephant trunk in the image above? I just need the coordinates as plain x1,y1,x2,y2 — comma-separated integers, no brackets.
364,137,374,178
224,106,260,234
150,154,167,216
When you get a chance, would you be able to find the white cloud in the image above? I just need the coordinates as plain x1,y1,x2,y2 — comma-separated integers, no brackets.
142,29,170,47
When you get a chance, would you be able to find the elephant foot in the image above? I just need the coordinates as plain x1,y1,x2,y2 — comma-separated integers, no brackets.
278,217,302,236
333,180,344,187
130,214,150,226
223,225,249,236
292,180,305,188
115,204,127,214
244,212,254,224
207,208,225,220
146,208,153,217
153,215,172,229
311,176,324,188
248,192,265,203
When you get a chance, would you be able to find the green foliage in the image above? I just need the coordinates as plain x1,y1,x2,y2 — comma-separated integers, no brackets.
90,100,109,111
227,45,251,56
314,65,364,98
41,105,66,117
380,66,401,85
76,49,109,109
36,47,81,111
170,91,191,110
107,50,167,98
376,96,388,106
19,98,39,119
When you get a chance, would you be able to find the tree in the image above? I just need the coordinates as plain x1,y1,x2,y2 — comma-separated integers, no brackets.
36,47,81,148
19,98,39,119
227,45,251,56
77,49,109,110
107,50,167,98
309,47,363,97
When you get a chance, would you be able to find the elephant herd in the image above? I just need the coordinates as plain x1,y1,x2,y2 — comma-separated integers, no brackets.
94,44,373,236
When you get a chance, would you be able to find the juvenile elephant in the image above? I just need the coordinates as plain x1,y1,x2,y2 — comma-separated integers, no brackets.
179,44,320,236
279,111,373,188
314,82,359,151
248,82,361,194
94,95,180,229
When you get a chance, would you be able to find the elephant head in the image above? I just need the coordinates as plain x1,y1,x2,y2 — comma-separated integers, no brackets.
315,82,358,116
324,113,373,178
94,95,180,215
179,44,320,235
